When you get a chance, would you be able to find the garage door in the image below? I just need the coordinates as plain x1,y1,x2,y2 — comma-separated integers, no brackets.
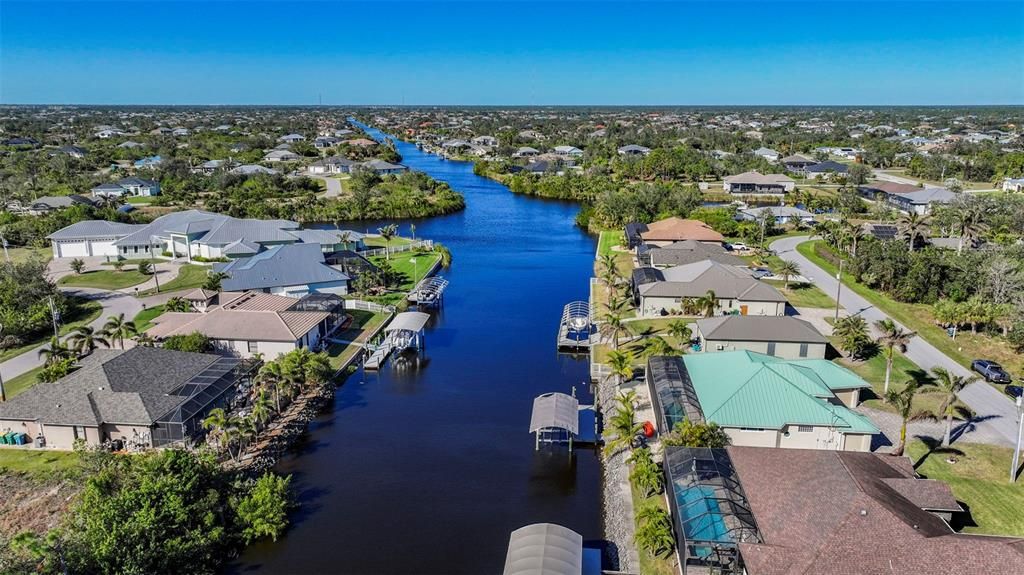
57,241,89,258
88,240,118,257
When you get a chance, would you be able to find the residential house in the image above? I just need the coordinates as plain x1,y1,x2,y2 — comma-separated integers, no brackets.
804,160,849,180
214,243,350,297
0,347,255,450
194,159,237,175
358,159,408,175
308,156,357,175
52,145,87,159
313,136,341,149
94,129,126,139
133,155,163,169
887,187,957,215
752,147,780,162
47,220,146,258
25,194,96,216
345,138,378,148
118,141,145,149
230,164,279,176
617,144,651,156
723,171,795,194
737,206,815,226
147,291,344,359
647,352,876,452
171,127,190,137
638,239,745,268
278,133,306,143
90,177,161,198
1002,177,1024,193
470,135,497,147
632,260,787,317
780,154,817,173
263,149,301,162
552,145,584,158
638,217,726,246
512,146,540,158
695,316,828,359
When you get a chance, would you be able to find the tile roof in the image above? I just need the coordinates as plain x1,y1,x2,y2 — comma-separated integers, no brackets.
215,243,350,291
640,217,726,243
147,307,328,342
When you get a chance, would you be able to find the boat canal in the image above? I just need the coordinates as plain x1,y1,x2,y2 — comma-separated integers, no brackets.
234,122,602,574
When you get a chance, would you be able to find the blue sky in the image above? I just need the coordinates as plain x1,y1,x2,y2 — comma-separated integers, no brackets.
1,1,1022,105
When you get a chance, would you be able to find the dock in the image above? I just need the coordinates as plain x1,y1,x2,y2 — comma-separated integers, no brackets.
530,391,600,451
407,275,449,307
364,311,430,370
556,301,593,352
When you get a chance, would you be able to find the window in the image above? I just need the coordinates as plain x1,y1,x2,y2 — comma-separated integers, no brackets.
247,341,259,353
797,425,814,433
799,343,809,358
766,342,776,356
73,426,87,440
739,427,765,432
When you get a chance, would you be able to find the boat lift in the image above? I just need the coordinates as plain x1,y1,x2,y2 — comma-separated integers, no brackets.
364,311,430,370
556,301,593,352
529,389,599,452
407,276,449,308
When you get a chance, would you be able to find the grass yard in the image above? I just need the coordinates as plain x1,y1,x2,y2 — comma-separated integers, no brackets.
364,235,414,248
4,246,52,264
764,280,835,309
373,250,441,291
58,269,150,289
2,365,46,398
326,310,391,370
132,304,166,331
125,195,156,204
797,240,1024,376
832,344,960,415
907,440,1024,536
0,448,81,477
595,230,633,276
0,299,103,363
138,264,208,295
101,258,160,266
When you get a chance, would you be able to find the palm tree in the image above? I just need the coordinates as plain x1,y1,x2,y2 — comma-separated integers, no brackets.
251,389,274,430
377,223,398,260
102,313,137,350
640,336,676,358
37,336,72,366
603,390,642,456
695,290,717,318
164,296,191,313
599,308,631,350
66,325,109,356
897,212,932,252
774,260,801,288
833,315,869,359
923,367,978,447
133,332,155,347
256,361,290,412
874,319,914,393
202,407,230,453
634,505,675,558
598,262,621,301
203,271,230,291
667,320,692,345
605,349,635,388
844,220,865,257
627,447,664,497
885,382,933,456
950,207,987,255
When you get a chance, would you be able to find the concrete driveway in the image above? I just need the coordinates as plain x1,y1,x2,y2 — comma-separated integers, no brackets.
309,174,343,198
771,235,1021,447
0,287,144,383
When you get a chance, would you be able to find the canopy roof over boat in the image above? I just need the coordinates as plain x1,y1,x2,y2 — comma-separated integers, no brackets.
385,311,430,333
529,393,579,435
503,523,583,575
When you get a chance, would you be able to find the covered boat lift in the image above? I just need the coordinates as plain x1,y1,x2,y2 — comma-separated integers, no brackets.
530,392,598,451
364,311,430,370
556,301,593,352
407,276,449,307
503,523,585,575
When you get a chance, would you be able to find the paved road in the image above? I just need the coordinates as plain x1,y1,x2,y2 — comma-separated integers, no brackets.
309,174,342,197
0,287,143,383
772,235,1020,447
871,169,997,193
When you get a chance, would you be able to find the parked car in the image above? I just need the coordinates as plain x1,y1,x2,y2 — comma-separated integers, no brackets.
750,267,773,279
727,242,749,251
972,359,1012,383
1004,385,1023,400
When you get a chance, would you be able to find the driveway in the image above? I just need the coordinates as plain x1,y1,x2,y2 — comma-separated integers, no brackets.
308,174,343,198
0,287,144,383
771,235,1021,447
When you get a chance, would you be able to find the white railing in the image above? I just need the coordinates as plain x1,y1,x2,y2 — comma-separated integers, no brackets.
360,239,434,258
344,299,397,314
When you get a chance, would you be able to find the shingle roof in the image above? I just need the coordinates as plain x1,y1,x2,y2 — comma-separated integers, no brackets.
680,351,877,432
640,217,726,243
697,316,827,344
729,446,1024,575
646,240,746,267
639,260,786,302
805,160,848,173
215,243,350,291
0,347,221,426
724,171,795,185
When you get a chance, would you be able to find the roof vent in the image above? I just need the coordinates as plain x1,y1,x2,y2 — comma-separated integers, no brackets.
859,509,867,516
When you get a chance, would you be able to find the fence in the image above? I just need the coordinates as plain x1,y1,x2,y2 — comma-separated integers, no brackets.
344,299,397,314
360,239,434,259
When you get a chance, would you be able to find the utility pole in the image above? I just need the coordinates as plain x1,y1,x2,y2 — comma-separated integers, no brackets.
0,323,6,402
150,236,161,293
0,233,9,264
1012,396,1023,483
48,296,60,337
833,258,844,322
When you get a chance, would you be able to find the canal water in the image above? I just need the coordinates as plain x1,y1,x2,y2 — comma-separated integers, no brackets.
235,124,602,574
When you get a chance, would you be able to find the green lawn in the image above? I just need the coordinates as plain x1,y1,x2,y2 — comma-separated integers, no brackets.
0,448,81,478
908,440,1024,536
373,251,441,291
598,229,625,257
138,264,208,295
101,258,160,266
326,310,390,370
133,304,166,331
125,195,155,204
4,246,51,264
832,345,958,415
364,235,414,248
3,365,45,398
764,280,835,309
797,240,1023,375
58,269,150,290
0,299,103,363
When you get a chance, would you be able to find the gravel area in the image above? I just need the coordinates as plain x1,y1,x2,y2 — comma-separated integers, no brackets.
596,374,639,573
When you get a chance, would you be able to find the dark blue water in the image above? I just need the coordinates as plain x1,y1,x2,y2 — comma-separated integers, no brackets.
235,124,601,574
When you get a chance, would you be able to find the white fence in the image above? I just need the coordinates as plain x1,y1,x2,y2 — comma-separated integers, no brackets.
360,239,434,259
344,299,397,314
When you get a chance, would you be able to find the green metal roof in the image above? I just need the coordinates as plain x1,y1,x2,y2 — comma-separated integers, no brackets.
680,351,878,434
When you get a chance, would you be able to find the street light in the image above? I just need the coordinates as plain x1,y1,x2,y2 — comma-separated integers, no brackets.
833,258,844,322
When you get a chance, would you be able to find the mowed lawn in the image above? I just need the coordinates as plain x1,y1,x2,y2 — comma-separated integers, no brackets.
0,448,81,477
372,250,441,291
138,264,208,295
5,246,52,264
798,240,1024,376
59,269,150,289
833,344,960,416
908,440,1024,537
3,365,46,398
764,279,835,309
133,304,166,331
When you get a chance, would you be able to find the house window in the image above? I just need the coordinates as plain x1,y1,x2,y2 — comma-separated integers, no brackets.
739,427,764,432
247,341,258,353
73,426,87,440
797,425,814,433
766,342,776,356
799,343,809,358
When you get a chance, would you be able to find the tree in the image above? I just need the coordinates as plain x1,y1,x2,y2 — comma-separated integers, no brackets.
695,289,717,317
37,356,77,383
950,205,987,255
667,320,692,345
235,473,292,544
203,271,230,291
599,307,631,350
37,336,72,366
165,296,192,312
923,367,977,447
848,162,871,185
662,419,732,448
377,223,398,260
627,447,663,497
66,325,109,356
635,505,675,558
640,336,676,358
603,389,642,456
112,260,125,272
102,313,137,350
833,315,871,359
605,349,635,389
137,261,153,275
162,331,212,353
202,407,231,455
874,319,914,393
256,360,291,412
774,260,801,288
70,258,85,274
885,382,932,456
598,253,622,300
897,212,931,252
250,389,274,429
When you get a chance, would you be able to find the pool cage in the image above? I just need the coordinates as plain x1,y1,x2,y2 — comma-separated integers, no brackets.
151,357,260,448
663,447,761,575
646,356,705,433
